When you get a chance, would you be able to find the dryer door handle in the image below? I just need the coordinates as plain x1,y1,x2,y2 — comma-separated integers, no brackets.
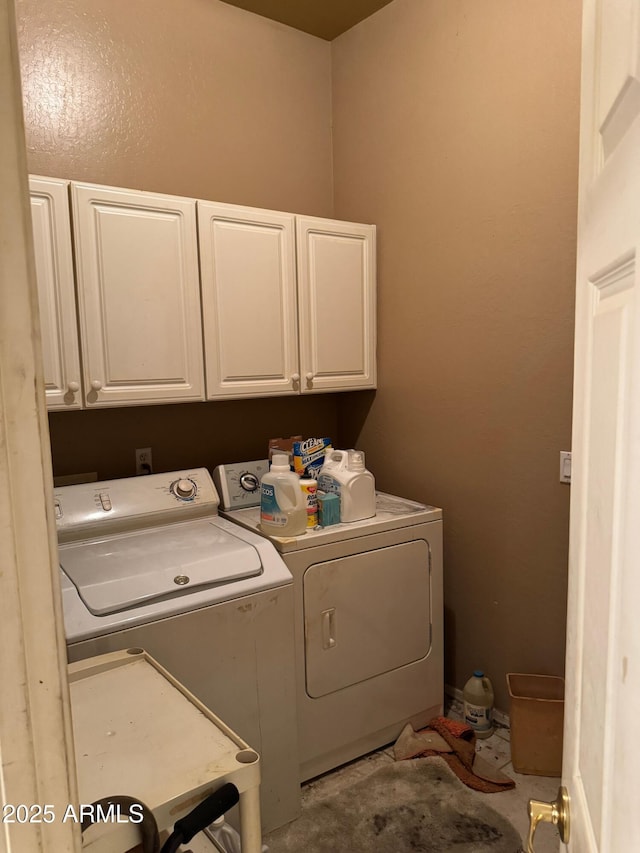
321,608,337,650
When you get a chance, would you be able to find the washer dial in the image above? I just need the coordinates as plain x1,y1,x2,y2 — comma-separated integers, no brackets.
171,478,197,500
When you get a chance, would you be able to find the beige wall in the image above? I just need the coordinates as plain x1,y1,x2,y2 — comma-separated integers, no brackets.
332,0,581,709
17,0,333,213
16,0,340,479
17,0,582,712
48,397,338,482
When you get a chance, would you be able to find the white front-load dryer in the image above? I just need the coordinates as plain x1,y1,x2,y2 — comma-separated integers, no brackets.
215,462,444,782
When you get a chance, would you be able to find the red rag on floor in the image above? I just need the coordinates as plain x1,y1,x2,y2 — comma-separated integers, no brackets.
429,715,473,740
412,716,516,794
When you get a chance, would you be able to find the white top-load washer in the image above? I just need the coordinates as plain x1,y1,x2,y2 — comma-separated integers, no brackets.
56,468,300,834
214,461,444,782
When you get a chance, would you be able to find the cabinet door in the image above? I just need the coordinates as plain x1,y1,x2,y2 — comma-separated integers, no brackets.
71,183,204,407
29,176,83,410
296,216,376,393
198,201,299,398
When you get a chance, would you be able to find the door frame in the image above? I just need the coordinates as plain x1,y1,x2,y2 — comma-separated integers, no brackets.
0,1,80,849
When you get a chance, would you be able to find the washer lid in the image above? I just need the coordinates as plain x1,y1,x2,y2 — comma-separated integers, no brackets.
59,519,262,616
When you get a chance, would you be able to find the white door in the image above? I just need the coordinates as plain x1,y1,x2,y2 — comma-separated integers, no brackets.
29,176,83,410
198,201,299,398
562,0,640,849
296,216,377,393
71,182,204,407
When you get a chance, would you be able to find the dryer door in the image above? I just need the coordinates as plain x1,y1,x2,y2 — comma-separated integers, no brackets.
303,540,431,698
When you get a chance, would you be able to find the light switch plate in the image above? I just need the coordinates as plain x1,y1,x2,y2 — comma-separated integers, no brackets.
560,451,572,484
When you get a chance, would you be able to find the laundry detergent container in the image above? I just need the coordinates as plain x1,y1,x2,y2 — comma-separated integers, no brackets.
506,673,564,777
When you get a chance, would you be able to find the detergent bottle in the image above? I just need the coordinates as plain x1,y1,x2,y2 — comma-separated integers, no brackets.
317,449,376,523
260,453,306,536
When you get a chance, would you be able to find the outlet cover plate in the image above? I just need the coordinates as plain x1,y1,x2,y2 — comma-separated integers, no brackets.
135,447,153,475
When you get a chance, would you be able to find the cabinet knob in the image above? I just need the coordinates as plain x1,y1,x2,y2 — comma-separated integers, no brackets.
90,380,102,391
67,381,80,393
306,372,314,382
291,373,300,384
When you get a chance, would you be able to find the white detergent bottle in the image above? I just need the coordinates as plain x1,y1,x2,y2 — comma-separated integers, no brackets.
463,670,495,738
260,453,307,536
317,449,376,523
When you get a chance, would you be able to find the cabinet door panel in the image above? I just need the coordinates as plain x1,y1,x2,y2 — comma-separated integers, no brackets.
297,217,376,393
72,184,204,407
199,202,298,398
29,176,82,410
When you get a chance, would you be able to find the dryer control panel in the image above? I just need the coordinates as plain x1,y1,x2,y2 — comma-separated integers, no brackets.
213,460,270,510
55,468,219,543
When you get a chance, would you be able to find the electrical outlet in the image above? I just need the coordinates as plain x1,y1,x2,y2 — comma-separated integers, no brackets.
135,447,153,475
560,451,571,484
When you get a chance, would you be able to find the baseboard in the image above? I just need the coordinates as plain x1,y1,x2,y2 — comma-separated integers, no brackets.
444,684,510,729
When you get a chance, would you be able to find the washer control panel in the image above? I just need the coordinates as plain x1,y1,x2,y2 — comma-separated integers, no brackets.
55,468,218,543
213,460,270,510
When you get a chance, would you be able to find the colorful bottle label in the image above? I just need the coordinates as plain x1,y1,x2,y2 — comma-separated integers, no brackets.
464,700,493,732
260,482,287,527
317,473,341,495
300,480,318,528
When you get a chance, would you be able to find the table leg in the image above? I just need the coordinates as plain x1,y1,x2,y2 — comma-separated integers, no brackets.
238,786,262,853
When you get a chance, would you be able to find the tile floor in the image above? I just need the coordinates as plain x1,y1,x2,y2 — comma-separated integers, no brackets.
188,699,562,852
293,735,561,851
448,704,562,852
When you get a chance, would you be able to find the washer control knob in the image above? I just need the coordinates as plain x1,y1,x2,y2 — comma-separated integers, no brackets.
239,472,259,493
172,478,197,500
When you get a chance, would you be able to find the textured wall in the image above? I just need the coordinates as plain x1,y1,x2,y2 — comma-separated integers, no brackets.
17,0,582,711
16,0,339,479
16,0,333,213
332,0,581,710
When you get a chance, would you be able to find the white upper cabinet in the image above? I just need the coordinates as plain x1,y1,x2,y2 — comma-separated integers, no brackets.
296,216,376,393
198,201,299,398
199,205,377,400
29,176,83,410
71,183,204,407
29,176,377,409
